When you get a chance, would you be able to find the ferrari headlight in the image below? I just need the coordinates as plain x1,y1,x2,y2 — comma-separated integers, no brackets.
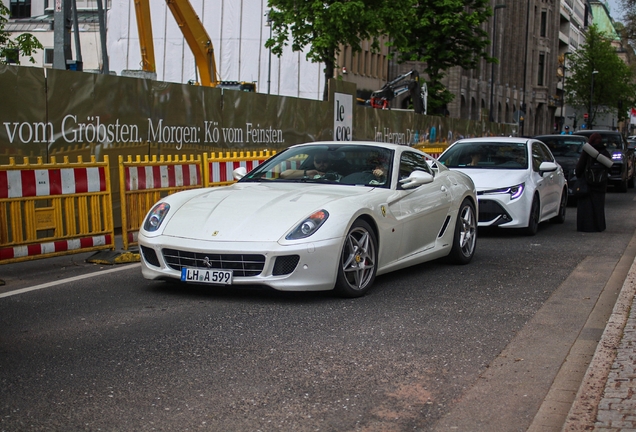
144,202,170,232
286,210,329,240
483,183,525,200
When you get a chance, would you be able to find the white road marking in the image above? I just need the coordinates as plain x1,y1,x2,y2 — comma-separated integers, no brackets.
0,263,141,299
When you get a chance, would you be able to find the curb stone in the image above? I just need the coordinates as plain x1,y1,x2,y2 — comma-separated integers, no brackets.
561,256,636,431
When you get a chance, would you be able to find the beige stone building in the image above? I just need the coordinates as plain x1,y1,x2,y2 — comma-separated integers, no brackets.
335,0,600,136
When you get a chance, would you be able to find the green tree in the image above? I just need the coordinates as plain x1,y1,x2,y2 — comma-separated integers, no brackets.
565,25,636,126
265,0,492,109
389,0,493,115
617,0,636,41
265,0,412,101
0,3,43,65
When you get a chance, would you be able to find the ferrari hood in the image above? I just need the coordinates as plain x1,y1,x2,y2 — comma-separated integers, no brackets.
161,183,373,242
452,169,528,192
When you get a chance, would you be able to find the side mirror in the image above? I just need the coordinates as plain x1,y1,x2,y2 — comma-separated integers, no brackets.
399,170,434,189
539,161,558,174
233,166,247,180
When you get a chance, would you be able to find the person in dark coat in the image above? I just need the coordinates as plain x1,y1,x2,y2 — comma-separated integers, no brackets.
575,132,611,232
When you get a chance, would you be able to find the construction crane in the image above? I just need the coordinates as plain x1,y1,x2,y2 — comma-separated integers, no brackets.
370,70,425,114
134,0,255,91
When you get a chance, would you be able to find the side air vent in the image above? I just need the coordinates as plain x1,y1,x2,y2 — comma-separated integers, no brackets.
141,245,160,267
273,255,300,276
438,215,451,238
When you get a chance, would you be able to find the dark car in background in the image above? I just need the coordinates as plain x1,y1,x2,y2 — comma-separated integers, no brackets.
534,134,587,200
570,130,635,192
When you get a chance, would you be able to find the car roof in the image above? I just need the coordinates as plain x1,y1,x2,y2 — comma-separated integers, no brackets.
454,137,533,144
292,141,409,152
572,130,622,135
534,134,586,140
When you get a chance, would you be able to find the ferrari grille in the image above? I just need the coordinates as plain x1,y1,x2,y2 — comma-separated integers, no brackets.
272,255,300,276
162,249,265,277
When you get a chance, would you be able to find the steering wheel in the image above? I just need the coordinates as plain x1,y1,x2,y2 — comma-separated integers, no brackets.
315,171,341,181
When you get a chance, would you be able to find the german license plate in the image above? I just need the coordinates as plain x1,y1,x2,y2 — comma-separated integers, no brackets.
181,268,233,285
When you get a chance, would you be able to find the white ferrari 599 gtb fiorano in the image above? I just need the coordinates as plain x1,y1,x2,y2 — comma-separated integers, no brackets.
138,142,478,297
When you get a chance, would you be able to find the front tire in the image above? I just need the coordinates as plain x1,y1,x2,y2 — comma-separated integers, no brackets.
551,188,567,224
447,199,477,264
524,195,540,236
334,219,378,298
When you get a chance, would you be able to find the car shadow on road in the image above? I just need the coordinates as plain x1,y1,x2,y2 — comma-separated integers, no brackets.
146,279,342,303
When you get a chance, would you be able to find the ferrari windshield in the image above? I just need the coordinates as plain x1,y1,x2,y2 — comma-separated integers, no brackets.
438,141,528,169
240,144,394,188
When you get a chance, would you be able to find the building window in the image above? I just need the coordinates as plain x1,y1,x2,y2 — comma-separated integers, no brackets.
538,52,545,86
44,48,54,65
4,49,19,64
540,11,547,37
10,0,31,18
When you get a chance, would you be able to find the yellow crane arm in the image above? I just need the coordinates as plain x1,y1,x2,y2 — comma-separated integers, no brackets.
165,0,219,87
133,0,155,73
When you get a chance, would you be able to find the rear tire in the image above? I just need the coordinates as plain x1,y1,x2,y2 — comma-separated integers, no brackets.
447,199,477,264
334,219,378,298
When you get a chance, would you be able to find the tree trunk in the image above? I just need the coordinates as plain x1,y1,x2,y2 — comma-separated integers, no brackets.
322,58,335,101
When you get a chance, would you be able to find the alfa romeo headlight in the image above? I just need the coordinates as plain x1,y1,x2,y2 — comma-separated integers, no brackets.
144,202,170,232
286,210,329,240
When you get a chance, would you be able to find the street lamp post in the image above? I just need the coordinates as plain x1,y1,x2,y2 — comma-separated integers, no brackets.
489,4,506,123
266,10,273,94
520,0,530,136
560,52,571,129
589,70,598,129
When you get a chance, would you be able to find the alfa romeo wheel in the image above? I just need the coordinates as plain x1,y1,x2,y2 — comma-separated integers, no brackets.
334,219,377,298
447,199,477,264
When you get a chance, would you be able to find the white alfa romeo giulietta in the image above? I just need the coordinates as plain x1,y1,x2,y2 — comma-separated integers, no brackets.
437,137,567,236
138,142,478,297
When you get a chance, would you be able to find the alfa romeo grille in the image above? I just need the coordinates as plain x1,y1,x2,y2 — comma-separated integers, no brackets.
162,249,265,277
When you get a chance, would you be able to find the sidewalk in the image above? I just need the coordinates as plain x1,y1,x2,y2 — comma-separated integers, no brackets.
562,253,636,431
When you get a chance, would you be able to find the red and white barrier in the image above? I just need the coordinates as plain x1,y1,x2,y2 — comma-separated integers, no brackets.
125,164,201,191
208,160,263,184
0,167,107,198
0,234,112,260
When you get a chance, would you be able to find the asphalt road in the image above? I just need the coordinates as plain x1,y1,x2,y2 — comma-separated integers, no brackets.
1,189,635,432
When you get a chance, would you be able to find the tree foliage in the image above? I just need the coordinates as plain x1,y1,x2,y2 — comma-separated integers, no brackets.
265,0,492,106
389,0,493,115
565,25,636,125
266,0,411,100
618,0,636,41
0,3,43,65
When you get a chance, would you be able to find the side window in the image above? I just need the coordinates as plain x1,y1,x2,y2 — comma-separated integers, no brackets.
538,142,554,162
399,151,432,181
531,142,547,171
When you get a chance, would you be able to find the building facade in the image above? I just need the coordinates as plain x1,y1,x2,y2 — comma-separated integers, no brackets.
3,0,631,134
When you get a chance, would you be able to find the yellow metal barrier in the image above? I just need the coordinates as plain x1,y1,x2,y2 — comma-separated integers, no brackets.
119,154,203,250
415,145,448,158
0,156,115,264
203,150,275,186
